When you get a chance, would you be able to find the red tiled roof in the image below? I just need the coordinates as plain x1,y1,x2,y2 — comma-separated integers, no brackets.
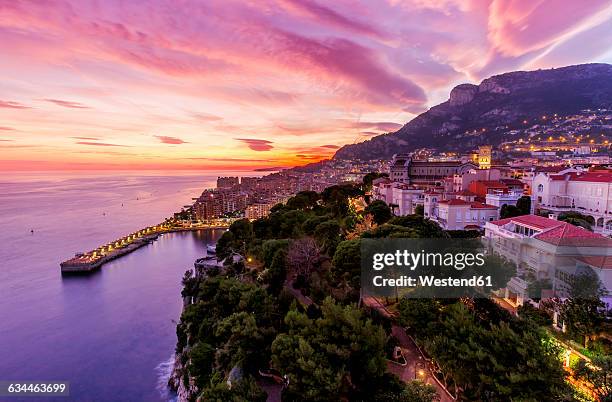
489,214,612,246
535,166,570,173
489,214,563,230
439,199,497,209
500,179,524,186
450,190,477,196
534,224,611,246
549,171,612,183
439,199,471,206
470,202,497,209
570,172,612,183
474,180,507,187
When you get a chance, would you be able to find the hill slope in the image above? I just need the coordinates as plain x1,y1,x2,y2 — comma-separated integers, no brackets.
333,63,612,160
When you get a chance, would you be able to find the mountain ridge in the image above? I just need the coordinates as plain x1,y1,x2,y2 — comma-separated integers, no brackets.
333,63,612,160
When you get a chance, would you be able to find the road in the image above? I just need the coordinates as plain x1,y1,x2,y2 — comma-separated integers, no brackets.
362,296,456,402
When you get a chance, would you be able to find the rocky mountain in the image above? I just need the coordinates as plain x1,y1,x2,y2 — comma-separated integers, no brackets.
333,63,612,160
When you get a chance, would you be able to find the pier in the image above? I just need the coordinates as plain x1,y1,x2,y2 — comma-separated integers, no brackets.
60,220,231,273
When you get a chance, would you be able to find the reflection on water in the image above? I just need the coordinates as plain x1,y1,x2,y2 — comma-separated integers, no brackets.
0,172,237,401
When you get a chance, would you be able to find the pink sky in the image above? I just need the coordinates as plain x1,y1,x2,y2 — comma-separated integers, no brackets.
1,0,611,170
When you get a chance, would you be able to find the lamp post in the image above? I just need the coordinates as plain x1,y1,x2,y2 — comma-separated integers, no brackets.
415,358,426,381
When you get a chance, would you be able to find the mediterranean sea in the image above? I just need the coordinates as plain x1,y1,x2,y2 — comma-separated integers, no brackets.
0,171,257,401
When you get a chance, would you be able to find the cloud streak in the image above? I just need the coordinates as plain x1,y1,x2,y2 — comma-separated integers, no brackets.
235,138,274,151
44,99,90,109
154,135,188,144
0,100,30,109
0,0,610,170
76,141,129,147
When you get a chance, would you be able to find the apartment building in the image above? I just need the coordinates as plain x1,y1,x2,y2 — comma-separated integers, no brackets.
371,178,424,216
390,154,477,186
532,168,612,235
433,199,498,230
484,215,612,306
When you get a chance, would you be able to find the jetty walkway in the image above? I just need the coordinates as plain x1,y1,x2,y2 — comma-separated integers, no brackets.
60,220,231,273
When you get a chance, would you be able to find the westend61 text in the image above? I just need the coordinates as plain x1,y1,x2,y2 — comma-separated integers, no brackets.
372,275,493,288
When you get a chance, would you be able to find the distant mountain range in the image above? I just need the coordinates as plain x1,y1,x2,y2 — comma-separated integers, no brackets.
333,63,612,160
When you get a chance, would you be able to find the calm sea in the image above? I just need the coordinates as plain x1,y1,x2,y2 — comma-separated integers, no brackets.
0,171,258,401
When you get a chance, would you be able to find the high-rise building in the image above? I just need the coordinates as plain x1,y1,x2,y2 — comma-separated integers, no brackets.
217,176,239,189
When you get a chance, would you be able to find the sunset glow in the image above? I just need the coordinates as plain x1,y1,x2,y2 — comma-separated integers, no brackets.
1,0,611,170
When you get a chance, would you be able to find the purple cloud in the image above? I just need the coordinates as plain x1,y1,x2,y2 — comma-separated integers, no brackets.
0,100,30,109
154,135,188,144
350,121,403,131
76,141,129,147
235,138,274,151
44,99,90,109
71,136,101,140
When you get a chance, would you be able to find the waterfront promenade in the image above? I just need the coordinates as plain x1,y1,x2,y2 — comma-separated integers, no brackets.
60,220,231,273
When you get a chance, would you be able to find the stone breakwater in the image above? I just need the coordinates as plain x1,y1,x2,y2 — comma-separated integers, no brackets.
60,221,230,273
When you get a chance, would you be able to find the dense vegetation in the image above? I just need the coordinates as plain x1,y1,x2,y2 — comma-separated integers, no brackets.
173,176,608,401
399,298,573,401
173,180,441,401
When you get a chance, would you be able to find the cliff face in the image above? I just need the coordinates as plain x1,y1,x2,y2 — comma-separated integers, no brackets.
333,63,612,160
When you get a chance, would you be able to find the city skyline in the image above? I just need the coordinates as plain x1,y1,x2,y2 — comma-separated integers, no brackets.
1,0,612,170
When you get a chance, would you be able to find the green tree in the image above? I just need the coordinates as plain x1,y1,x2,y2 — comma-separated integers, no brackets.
558,211,595,231
200,376,267,402
363,172,389,190
321,184,363,216
188,341,215,388
286,191,320,210
216,219,253,258
386,215,446,238
267,248,287,296
398,298,442,338
271,298,388,401
414,204,424,216
331,239,362,290
365,200,393,224
500,204,522,219
573,355,612,401
516,196,531,215
261,239,289,267
313,220,342,256
374,380,440,402
420,303,571,401
561,268,606,346
214,312,273,374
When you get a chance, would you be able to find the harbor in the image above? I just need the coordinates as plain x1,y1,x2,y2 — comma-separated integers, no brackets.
60,220,231,273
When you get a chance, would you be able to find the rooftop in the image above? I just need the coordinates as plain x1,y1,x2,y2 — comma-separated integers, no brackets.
489,214,612,246
548,170,612,183
438,199,497,209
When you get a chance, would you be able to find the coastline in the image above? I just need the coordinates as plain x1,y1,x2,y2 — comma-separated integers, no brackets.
60,224,230,273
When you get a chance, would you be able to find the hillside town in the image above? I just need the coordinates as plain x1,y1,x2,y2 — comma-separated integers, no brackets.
171,111,612,401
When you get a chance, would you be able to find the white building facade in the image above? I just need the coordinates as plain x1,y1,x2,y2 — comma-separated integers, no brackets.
532,170,612,235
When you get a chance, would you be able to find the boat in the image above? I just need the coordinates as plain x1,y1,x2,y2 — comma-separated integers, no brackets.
207,245,216,254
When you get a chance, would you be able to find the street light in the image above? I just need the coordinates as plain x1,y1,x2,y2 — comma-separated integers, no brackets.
415,359,426,381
